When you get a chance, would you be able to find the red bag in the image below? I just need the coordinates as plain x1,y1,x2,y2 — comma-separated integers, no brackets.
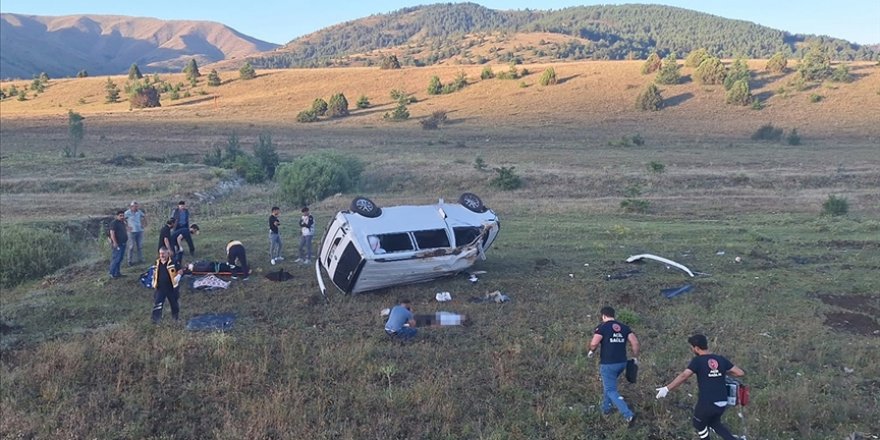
737,383,750,406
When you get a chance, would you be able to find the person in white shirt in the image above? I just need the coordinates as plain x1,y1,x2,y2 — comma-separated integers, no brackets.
296,207,315,264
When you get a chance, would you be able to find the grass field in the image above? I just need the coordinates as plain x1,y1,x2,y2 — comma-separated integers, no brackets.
1,60,879,440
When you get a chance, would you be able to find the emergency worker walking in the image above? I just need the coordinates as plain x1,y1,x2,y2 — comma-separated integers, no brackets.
588,306,640,427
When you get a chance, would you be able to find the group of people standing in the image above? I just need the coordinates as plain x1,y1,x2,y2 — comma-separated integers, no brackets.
107,201,150,278
268,206,315,266
589,306,745,439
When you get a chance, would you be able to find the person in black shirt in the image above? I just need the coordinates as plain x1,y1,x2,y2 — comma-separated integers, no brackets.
268,206,283,265
158,218,176,253
108,210,128,278
151,247,181,323
226,240,250,280
655,334,745,440
170,224,199,266
588,306,640,427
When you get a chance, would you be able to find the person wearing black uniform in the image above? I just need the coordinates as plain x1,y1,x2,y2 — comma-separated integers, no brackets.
268,206,283,265
226,240,250,280
151,247,181,323
588,306,640,427
170,224,199,266
655,334,745,440
158,218,176,252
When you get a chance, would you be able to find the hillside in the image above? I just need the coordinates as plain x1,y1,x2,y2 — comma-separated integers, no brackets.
249,3,876,68
0,13,279,79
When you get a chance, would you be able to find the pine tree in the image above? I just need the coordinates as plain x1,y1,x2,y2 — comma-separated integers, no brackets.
724,57,750,90
726,79,752,105
239,62,256,80
641,53,662,74
105,78,120,103
684,48,710,67
798,44,831,81
655,54,681,85
207,69,221,86
327,93,349,118
694,57,726,85
636,83,663,111
77,70,89,78
67,110,84,158
128,63,143,80
427,76,443,95
183,59,201,81
765,52,787,73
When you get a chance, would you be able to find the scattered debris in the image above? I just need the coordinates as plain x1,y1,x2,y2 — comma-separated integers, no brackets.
606,269,642,280
716,251,726,256
626,253,695,277
186,313,236,332
435,291,452,302
735,256,742,263
380,308,391,317
265,269,294,281
469,290,510,303
661,284,693,298
844,367,855,374
193,275,230,290
468,274,479,284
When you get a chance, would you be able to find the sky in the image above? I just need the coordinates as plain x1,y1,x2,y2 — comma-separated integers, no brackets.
1,0,878,46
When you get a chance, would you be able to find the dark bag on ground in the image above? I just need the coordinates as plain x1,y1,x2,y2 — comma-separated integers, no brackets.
190,261,233,273
625,358,638,383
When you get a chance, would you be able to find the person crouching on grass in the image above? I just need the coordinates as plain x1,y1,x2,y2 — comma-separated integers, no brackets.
151,247,181,323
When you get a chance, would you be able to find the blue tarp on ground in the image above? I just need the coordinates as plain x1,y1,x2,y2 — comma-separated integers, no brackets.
186,313,236,331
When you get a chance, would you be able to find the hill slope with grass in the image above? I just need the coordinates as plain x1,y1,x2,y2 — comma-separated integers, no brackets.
0,13,279,79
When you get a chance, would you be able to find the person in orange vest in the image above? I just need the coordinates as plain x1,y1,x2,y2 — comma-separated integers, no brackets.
226,240,250,280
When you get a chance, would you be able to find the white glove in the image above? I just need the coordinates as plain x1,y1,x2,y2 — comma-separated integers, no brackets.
587,350,595,358
655,386,669,399
632,357,639,365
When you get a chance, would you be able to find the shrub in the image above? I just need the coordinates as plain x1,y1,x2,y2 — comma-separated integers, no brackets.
297,109,318,123
723,57,750,90
390,89,415,104
786,128,801,145
356,95,370,109
312,98,328,116
751,124,783,141
490,166,522,190
77,70,88,78
183,59,201,81
684,48,710,67
129,83,161,108
427,76,443,95
655,54,681,85
380,55,401,69
830,64,852,83
766,52,788,73
104,78,120,103
0,225,79,287
384,103,410,121
207,69,221,86
609,134,645,147
231,154,266,183
65,110,84,158
253,132,279,180
481,66,495,79
799,44,831,81
635,83,663,111
694,57,726,85
420,110,448,130
327,93,349,117
277,152,364,205
128,63,142,80
474,156,487,171
809,93,823,103
726,79,752,105
539,67,557,86
620,198,650,213
822,195,848,216
647,161,665,174
641,53,662,74
239,61,256,80
750,99,765,110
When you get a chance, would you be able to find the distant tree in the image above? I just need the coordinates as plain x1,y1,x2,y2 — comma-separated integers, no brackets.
798,43,831,81
104,78,120,103
635,83,663,111
327,93,349,117
480,65,495,79
66,110,84,158
296,109,318,123
380,54,401,69
31,76,45,93
539,67,558,86
427,75,443,95
641,52,662,74
128,63,143,80
312,98,328,116
8,84,19,97
655,54,681,85
239,61,256,80
39,72,50,84
384,103,410,121
724,57,750,90
356,95,370,109
765,52,788,73
694,56,726,85
830,64,852,83
17,92,27,101
77,70,89,78
684,48,710,67
129,82,161,108
726,79,752,105
183,59,201,81
253,132,280,180
207,69,221,86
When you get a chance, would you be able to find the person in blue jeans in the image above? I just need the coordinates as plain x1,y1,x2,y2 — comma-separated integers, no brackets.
108,210,128,278
588,306,641,427
384,299,417,341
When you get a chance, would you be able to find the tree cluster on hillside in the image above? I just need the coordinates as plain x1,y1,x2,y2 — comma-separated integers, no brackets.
203,133,279,183
248,3,875,68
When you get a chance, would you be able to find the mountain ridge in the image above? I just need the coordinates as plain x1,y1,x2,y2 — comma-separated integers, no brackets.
0,13,279,79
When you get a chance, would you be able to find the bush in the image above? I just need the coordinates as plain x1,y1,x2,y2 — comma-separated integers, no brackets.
822,195,848,216
129,83,160,108
231,154,266,183
207,69,221,86
641,53,662,74
327,93,349,118
128,63,143,80
635,83,663,111
766,52,788,73
297,109,318,123
480,66,495,79
77,70,88,78
655,54,681,85
490,166,522,190
356,95,370,109
620,198,650,213
726,79,752,105
786,128,801,145
751,124,783,141
312,98,328,116
384,103,410,121
684,48,710,68
253,132,279,180
474,156,487,171
277,152,364,205
427,76,443,95
380,55,401,70
0,225,78,288
105,78,120,103
647,161,665,174
420,110,448,130
830,64,852,83
239,61,256,80
609,135,645,147
809,93,823,103
694,57,726,85
390,89,415,104
539,67,557,86
798,44,831,81
724,57,750,90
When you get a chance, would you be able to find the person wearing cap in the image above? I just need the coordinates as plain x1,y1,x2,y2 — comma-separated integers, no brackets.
655,334,745,440
226,240,250,280
124,201,147,266
296,207,315,264
108,210,128,278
